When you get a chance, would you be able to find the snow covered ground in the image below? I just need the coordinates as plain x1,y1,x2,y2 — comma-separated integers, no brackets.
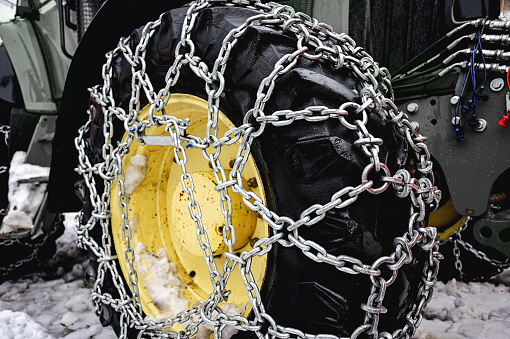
0,214,115,339
415,271,510,339
0,214,509,338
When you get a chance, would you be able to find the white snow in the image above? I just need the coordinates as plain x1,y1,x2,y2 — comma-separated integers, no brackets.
0,214,116,339
134,242,189,319
124,155,147,195
192,303,246,339
1,152,50,232
133,243,245,339
414,273,510,339
0,214,510,338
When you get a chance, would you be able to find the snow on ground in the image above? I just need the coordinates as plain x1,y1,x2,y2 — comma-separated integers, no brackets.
415,271,510,339
0,213,510,338
0,214,115,339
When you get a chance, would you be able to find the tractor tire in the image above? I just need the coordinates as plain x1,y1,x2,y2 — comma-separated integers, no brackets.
0,105,65,281
77,3,438,338
0,214,65,281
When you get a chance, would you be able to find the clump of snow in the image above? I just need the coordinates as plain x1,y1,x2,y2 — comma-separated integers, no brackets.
489,268,510,287
134,243,246,338
193,302,247,339
124,155,147,195
1,151,50,232
3,210,33,229
134,243,189,318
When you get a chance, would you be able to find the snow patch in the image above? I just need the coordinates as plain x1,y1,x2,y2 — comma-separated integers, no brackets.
0,310,53,339
134,243,189,318
3,210,33,229
415,278,510,338
134,242,245,338
124,155,147,195
193,303,246,339
1,152,50,232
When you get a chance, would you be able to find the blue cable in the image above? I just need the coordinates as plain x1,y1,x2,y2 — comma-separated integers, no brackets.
454,64,470,141
453,27,488,140
464,30,487,131
477,31,487,89
468,42,477,127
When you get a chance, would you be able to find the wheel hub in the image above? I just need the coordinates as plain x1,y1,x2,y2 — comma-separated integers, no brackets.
172,171,257,256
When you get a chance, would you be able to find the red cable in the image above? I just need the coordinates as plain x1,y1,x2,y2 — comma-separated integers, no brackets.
507,64,510,92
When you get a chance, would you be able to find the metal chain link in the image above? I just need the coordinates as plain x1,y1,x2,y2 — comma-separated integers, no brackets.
0,214,63,279
438,216,510,281
0,123,64,278
0,124,10,147
0,124,9,217
74,1,442,338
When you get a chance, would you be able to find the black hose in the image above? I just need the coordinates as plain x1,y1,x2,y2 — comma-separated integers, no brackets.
76,0,100,41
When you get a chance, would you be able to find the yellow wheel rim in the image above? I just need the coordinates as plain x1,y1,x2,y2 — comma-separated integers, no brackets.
429,198,467,240
111,94,269,323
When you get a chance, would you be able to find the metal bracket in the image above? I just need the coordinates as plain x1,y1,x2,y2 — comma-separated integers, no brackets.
26,115,57,167
398,75,510,216
137,134,177,146
473,209,510,259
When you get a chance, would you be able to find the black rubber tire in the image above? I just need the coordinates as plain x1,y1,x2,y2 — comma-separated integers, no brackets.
82,4,428,338
0,104,65,281
0,214,65,281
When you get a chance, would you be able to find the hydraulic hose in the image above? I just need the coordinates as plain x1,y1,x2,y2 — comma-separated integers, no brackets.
76,0,100,41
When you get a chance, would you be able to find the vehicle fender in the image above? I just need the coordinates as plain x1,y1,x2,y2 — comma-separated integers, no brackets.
0,20,58,113
48,0,190,212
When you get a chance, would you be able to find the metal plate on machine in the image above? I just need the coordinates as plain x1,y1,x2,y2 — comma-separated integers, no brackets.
400,83,510,216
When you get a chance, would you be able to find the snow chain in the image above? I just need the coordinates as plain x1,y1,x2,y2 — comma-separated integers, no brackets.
0,214,63,279
0,123,56,280
74,1,442,338
438,217,510,281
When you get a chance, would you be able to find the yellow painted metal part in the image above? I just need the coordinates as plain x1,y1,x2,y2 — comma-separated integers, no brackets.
172,171,257,257
429,198,467,240
110,94,268,322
